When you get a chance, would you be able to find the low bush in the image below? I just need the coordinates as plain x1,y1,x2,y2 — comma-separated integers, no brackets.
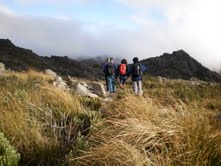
0,132,20,166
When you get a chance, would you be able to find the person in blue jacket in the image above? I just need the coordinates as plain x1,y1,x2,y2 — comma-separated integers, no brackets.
102,57,110,91
103,57,117,93
127,57,147,96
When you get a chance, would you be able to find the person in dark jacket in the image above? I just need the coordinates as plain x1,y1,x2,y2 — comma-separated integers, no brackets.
127,57,147,95
104,57,117,93
102,57,110,91
117,59,128,89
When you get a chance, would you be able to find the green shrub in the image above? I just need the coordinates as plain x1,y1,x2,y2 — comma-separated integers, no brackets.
80,97,101,111
65,132,89,165
0,132,20,166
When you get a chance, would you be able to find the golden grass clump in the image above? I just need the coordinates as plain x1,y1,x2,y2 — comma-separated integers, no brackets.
0,71,88,165
14,70,54,82
0,71,221,165
31,84,84,114
73,94,221,166
71,139,150,166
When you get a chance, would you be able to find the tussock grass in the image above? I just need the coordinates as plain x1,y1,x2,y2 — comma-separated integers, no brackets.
72,94,221,166
14,70,54,82
0,71,221,165
0,71,89,165
71,139,150,166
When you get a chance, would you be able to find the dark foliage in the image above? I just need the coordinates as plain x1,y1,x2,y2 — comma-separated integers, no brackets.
0,39,103,80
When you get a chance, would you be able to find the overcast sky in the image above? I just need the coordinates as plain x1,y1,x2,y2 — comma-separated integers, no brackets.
0,0,221,71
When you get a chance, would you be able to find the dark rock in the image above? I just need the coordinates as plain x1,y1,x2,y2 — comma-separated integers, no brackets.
141,50,221,82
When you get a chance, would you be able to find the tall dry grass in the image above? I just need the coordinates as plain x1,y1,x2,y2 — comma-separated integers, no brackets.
71,94,221,166
0,70,89,165
0,71,220,165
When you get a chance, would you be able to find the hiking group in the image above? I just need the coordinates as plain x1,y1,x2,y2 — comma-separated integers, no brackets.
102,57,147,96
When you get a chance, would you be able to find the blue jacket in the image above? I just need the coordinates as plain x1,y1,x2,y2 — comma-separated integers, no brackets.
103,62,117,76
102,62,108,73
127,63,148,81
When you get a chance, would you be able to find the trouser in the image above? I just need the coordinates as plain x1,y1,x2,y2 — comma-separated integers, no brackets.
107,75,116,93
119,75,128,86
132,80,143,95
105,74,109,91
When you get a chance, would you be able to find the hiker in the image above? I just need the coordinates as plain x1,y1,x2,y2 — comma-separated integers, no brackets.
117,59,128,89
127,57,147,96
104,57,117,93
102,57,110,91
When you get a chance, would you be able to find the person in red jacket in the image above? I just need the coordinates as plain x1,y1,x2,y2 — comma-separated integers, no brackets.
117,59,128,89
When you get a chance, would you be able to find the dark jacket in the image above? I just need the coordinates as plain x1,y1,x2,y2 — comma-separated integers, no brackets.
103,62,117,76
127,63,148,81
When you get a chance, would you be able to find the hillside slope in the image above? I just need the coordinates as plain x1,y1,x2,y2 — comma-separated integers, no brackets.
1,39,220,82
0,39,103,79
141,50,221,82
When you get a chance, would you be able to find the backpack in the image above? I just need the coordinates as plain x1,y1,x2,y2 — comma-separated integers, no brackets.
119,64,126,75
132,64,141,77
106,62,115,75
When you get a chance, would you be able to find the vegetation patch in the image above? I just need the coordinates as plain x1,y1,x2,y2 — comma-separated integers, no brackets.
0,71,221,165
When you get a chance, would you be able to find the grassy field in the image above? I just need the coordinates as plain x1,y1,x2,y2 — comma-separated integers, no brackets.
0,71,220,165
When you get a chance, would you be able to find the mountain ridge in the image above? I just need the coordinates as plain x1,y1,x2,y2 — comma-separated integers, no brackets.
140,50,221,82
0,39,103,80
0,39,220,82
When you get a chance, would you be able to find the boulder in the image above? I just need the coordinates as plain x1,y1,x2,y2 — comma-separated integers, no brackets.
69,78,79,87
55,81,68,91
76,83,99,98
88,82,106,97
44,69,57,78
53,76,69,91
0,62,5,72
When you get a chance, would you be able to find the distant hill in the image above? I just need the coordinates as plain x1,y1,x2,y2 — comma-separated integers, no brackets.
0,39,103,80
0,39,220,82
141,50,221,82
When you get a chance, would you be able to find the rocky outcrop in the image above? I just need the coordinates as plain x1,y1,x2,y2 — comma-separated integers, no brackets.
69,78,106,98
141,50,221,82
0,63,5,72
75,83,99,98
44,69,57,78
48,71,106,98
53,76,69,91
87,82,107,97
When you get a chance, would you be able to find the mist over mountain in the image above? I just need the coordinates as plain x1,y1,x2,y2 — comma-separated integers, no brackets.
0,39,220,82
0,39,103,80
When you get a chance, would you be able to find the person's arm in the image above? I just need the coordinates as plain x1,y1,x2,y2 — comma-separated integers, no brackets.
102,63,106,73
126,66,133,76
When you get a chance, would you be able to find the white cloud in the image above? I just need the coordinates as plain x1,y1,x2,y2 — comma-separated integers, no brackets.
12,0,96,5
0,4,14,15
115,0,221,70
0,0,221,71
